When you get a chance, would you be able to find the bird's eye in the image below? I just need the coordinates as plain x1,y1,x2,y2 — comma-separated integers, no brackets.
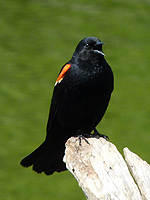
86,43,89,48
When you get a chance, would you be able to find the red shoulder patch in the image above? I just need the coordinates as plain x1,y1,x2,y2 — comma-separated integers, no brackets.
55,64,71,86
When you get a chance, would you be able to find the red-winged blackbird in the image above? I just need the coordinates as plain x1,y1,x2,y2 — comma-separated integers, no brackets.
20,37,114,175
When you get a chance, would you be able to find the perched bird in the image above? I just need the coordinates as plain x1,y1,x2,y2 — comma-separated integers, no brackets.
20,37,114,175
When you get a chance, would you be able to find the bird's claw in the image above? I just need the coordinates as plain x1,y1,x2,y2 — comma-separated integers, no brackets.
78,135,90,145
91,129,109,141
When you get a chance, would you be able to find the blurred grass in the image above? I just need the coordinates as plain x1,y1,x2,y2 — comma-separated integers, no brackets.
0,0,150,199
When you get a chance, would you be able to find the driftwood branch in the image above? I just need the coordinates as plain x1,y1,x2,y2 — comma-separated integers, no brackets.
63,137,150,200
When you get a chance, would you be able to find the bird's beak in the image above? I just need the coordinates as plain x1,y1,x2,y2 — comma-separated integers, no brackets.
93,42,105,56
96,42,105,46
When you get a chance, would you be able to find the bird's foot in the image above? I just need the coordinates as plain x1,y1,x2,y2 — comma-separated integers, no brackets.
78,135,90,146
90,129,109,141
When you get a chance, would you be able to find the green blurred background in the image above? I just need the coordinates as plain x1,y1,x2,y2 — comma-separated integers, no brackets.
0,0,150,199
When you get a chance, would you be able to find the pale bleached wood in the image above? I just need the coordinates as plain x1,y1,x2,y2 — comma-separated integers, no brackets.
124,147,150,200
63,137,142,200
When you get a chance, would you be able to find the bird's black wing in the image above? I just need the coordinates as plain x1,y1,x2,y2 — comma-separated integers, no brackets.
45,63,71,139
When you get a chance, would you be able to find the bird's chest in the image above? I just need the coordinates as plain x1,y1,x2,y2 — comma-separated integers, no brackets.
65,65,109,98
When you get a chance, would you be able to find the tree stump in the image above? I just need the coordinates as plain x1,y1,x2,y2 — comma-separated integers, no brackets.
63,137,150,200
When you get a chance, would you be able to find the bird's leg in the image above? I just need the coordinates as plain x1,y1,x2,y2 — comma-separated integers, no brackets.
91,128,109,141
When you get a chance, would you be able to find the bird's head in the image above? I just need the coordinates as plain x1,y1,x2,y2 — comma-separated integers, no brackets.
73,37,105,61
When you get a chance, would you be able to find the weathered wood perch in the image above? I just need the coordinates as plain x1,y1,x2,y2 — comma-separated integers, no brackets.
63,137,150,200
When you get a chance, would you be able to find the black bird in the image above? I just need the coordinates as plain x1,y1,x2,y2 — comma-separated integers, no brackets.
20,37,114,175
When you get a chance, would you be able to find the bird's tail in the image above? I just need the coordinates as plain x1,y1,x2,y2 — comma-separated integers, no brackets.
20,140,66,175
